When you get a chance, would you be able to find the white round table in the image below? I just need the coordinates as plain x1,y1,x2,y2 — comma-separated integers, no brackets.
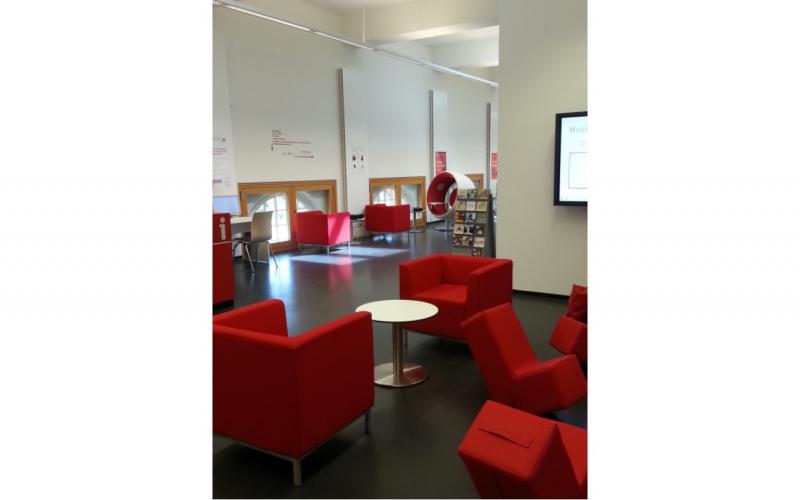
356,299,438,388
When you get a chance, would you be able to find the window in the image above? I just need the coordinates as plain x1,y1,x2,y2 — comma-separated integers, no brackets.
371,186,396,205
247,192,290,243
238,180,337,252
368,176,426,227
297,189,330,213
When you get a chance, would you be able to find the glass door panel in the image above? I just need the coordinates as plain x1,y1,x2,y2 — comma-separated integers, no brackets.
400,183,421,223
296,189,330,213
246,192,290,243
400,184,420,207
371,186,396,205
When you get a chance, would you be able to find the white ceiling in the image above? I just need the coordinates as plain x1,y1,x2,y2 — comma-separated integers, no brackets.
303,0,414,14
420,25,498,46
300,0,499,70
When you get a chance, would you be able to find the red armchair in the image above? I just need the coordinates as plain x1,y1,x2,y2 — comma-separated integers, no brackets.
400,254,513,340
461,303,587,415
549,285,588,363
296,210,351,253
364,203,411,233
213,299,374,485
458,400,587,499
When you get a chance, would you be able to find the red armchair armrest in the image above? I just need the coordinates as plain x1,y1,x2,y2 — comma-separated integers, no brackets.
324,212,351,245
293,311,374,452
399,255,443,298
465,259,513,317
392,204,411,230
212,298,288,336
213,327,300,455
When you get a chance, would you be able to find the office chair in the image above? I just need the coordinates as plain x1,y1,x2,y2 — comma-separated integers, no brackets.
233,211,278,272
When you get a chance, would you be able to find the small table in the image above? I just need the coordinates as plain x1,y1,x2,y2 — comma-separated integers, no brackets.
409,207,426,233
356,300,438,388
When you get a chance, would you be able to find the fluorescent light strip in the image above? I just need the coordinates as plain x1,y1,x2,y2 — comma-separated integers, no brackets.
213,0,497,88
218,2,311,32
312,30,375,51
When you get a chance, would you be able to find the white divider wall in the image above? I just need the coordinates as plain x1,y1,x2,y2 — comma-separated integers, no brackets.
339,69,370,214
212,26,238,198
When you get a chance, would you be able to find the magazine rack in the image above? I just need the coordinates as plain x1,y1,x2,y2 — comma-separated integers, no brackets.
450,189,496,258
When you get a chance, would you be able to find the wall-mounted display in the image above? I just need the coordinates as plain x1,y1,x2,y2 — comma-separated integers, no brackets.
554,111,587,206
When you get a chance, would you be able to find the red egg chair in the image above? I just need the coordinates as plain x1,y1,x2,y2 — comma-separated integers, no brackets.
426,171,475,231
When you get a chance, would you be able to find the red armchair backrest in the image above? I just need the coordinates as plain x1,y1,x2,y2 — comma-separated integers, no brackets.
364,203,411,232
213,300,374,458
441,254,496,285
399,254,443,298
461,303,538,404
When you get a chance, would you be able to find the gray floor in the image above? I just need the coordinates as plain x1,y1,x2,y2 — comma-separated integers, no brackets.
213,222,587,498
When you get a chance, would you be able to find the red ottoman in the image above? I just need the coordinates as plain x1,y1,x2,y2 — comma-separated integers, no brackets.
458,400,587,499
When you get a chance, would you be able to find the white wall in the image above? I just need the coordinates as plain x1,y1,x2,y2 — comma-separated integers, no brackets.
214,4,496,212
215,8,347,208
358,42,434,183
496,0,587,294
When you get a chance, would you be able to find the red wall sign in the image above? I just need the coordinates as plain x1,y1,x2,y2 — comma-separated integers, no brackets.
435,151,447,176
490,152,498,180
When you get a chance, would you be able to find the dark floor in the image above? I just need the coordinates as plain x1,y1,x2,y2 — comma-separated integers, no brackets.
213,222,587,499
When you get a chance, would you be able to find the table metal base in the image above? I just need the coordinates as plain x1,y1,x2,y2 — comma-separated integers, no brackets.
374,322,429,388
374,362,428,387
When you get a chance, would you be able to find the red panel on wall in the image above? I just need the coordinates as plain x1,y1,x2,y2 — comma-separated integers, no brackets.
213,212,235,305
435,151,447,176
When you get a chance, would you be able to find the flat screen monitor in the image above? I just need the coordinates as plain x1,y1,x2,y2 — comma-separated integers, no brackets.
554,111,587,206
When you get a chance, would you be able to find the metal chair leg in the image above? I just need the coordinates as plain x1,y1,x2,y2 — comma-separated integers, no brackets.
403,329,408,348
243,243,254,273
364,409,372,434
292,459,302,486
267,241,278,267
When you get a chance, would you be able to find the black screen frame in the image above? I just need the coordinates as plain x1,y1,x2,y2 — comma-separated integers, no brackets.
554,111,588,206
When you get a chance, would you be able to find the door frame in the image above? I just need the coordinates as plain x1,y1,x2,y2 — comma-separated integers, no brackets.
368,176,427,227
238,179,338,252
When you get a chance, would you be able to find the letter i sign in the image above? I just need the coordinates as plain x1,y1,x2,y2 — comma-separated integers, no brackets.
219,217,227,241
